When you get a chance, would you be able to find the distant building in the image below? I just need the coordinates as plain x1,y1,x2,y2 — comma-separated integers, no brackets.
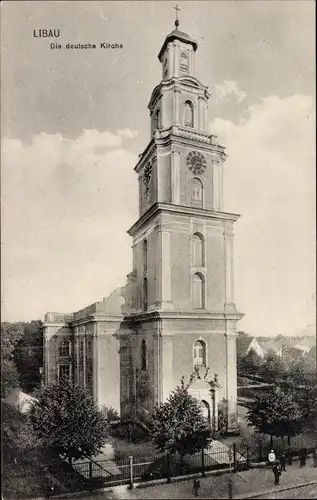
237,335,304,362
291,336,316,354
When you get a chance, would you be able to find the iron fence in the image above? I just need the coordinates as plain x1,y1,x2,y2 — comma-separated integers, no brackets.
71,434,317,488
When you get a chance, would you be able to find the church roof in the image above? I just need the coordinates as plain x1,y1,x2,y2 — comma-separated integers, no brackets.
158,27,198,61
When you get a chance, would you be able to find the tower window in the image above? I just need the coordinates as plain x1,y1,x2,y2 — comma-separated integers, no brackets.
193,340,206,367
184,101,194,127
180,51,188,72
192,233,204,267
59,340,70,357
141,339,147,371
143,277,148,311
193,272,205,309
191,178,203,208
143,239,148,273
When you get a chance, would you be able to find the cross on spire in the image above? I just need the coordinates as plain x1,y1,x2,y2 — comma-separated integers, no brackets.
173,4,180,28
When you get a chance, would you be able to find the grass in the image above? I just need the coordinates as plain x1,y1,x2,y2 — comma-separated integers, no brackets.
110,435,158,462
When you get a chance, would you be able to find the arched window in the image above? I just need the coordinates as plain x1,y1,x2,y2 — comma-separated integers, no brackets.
59,340,70,357
193,340,206,367
184,101,194,127
191,178,203,208
193,273,205,309
143,277,148,311
192,233,204,266
143,239,148,273
141,339,147,371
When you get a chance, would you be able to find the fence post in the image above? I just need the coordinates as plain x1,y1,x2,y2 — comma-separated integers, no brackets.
201,447,206,477
259,440,263,462
89,461,93,479
246,446,250,469
128,456,134,489
166,451,171,483
228,447,233,500
233,443,237,472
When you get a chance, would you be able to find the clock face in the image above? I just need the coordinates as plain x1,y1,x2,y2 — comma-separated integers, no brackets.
186,151,207,176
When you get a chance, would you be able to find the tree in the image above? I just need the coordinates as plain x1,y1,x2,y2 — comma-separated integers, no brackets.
14,320,43,394
1,323,24,397
150,381,211,456
258,353,287,383
29,382,108,463
286,357,316,387
292,383,317,430
247,387,304,445
238,350,263,375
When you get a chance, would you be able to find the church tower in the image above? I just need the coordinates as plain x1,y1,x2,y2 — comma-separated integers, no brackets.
122,15,243,434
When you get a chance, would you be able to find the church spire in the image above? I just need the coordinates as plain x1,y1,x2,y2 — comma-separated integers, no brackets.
173,4,180,28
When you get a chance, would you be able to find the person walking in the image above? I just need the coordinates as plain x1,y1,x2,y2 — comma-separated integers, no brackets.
272,461,282,486
299,447,308,467
279,452,286,471
286,450,293,466
268,450,276,464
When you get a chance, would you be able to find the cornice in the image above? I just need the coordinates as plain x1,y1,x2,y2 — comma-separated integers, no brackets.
148,76,209,109
134,140,156,173
154,125,226,158
126,310,244,325
70,314,123,327
127,202,240,236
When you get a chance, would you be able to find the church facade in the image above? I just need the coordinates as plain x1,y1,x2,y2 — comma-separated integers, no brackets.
43,21,243,434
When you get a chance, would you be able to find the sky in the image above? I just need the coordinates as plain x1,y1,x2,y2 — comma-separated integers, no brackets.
1,0,315,337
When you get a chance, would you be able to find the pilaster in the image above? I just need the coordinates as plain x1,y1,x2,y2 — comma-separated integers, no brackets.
154,225,175,310
224,227,235,311
212,161,223,211
162,336,173,401
175,41,180,77
168,43,173,77
173,88,181,125
171,150,180,204
198,95,205,131
92,323,99,403
225,322,239,434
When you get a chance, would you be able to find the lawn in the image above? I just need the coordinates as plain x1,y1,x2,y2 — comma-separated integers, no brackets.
109,435,158,462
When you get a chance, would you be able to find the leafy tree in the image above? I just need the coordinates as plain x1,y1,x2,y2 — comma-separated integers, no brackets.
292,384,317,430
14,320,43,393
238,350,263,375
237,331,249,338
1,323,23,397
286,357,316,387
247,387,304,445
29,382,108,463
151,380,211,456
258,353,287,383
